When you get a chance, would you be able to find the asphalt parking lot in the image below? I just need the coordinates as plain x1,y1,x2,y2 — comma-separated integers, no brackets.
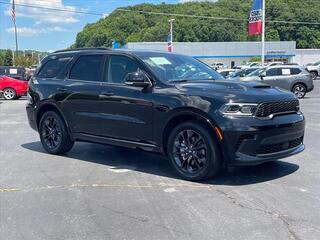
0,81,320,240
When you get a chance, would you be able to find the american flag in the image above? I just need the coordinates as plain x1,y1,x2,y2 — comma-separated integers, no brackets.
12,0,16,25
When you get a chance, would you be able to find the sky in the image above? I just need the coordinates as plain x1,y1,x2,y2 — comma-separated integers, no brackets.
0,0,217,52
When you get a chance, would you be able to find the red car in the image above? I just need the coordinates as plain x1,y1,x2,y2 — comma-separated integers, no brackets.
0,76,28,100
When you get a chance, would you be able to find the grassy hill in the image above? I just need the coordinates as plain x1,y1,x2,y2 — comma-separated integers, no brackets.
73,0,320,49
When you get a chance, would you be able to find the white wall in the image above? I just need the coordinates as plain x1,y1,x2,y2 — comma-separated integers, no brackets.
293,49,320,66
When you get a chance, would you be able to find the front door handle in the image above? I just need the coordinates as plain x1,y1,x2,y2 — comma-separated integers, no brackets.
57,87,67,92
100,92,114,97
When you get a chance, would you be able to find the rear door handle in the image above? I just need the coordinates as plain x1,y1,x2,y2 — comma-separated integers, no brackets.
57,87,67,92
100,91,114,97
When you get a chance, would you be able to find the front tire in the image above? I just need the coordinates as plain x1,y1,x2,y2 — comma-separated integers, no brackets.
3,88,16,100
39,111,74,154
167,121,221,181
292,83,307,99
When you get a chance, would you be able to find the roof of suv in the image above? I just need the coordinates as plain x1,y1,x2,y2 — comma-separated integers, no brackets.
53,48,172,56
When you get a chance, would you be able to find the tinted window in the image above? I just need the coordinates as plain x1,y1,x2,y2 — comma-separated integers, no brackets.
136,52,224,82
70,55,103,82
38,57,71,79
291,68,302,75
266,68,281,77
0,68,6,75
107,55,139,84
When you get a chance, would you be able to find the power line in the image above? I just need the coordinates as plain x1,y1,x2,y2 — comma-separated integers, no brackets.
0,1,103,16
1,1,320,25
117,8,320,25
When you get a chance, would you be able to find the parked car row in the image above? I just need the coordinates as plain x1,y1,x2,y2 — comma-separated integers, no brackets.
217,62,315,99
0,65,39,100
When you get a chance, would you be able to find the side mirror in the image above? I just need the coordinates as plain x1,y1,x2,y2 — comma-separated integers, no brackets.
259,73,266,80
125,71,151,88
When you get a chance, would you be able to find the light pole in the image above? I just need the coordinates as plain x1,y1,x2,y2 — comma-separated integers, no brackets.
168,19,175,52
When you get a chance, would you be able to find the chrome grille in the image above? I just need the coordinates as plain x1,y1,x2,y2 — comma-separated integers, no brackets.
255,100,299,118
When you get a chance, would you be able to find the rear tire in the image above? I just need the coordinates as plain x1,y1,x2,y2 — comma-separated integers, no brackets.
310,72,318,80
3,88,16,100
39,111,74,154
167,121,221,181
292,83,306,99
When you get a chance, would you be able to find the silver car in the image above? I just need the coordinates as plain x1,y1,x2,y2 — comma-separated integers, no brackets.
239,65,314,98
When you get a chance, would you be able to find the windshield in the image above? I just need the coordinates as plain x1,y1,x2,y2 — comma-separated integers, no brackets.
313,61,320,66
247,67,266,77
135,52,224,83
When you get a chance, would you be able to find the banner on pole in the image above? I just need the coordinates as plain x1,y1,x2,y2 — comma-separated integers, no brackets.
248,0,263,36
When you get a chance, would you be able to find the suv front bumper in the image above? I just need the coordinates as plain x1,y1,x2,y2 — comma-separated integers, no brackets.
219,112,305,166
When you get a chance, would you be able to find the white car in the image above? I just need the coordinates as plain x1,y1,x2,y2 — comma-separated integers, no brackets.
217,69,236,78
212,62,227,70
234,62,262,69
267,61,284,67
306,61,320,80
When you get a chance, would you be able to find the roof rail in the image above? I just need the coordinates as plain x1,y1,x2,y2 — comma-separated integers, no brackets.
54,47,112,53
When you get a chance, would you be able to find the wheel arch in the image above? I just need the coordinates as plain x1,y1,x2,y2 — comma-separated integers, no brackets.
291,82,307,91
36,102,70,132
162,108,223,157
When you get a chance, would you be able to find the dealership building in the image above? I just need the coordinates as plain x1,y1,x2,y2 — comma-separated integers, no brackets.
125,41,310,67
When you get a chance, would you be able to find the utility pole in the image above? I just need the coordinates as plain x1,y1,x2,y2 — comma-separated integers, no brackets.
12,49,15,67
261,0,265,65
168,19,175,52
12,0,19,59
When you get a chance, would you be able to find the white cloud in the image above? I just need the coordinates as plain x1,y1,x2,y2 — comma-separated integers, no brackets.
6,26,67,37
5,0,78,24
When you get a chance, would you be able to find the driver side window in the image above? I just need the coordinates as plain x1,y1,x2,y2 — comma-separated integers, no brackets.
107,55,140,84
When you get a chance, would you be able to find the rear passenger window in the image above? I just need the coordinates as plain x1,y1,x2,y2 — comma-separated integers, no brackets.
38,57,71,79
266,68,281,77
70,55,104,82
291,68,302,75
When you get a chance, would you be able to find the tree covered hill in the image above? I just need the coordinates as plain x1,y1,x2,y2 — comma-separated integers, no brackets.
73,0,320,49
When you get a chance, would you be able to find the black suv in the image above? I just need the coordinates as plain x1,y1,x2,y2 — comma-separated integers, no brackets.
26,48,305,181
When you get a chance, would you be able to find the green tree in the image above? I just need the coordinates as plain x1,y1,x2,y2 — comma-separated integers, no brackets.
0,52,4,66
73,0,320,49
3,50,13,66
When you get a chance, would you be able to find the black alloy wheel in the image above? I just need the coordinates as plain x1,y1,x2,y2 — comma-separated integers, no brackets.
167,121,221,181
42,116,62,150
39,111,74,154
173,130,207,174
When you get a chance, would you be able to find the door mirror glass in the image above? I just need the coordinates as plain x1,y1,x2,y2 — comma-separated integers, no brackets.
125,71,151,88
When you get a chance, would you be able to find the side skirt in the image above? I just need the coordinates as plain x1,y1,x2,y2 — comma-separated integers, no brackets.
72,133,161,153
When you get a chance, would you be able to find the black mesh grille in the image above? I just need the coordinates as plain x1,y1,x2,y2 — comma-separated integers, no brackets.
235,134,255,151
256,100,299,118
257,137,303,155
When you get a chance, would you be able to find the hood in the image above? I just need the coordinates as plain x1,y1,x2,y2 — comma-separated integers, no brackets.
307,65,318,71
174,80,296,103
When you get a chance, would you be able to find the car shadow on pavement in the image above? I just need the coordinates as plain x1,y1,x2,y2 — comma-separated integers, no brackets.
21,141,299,186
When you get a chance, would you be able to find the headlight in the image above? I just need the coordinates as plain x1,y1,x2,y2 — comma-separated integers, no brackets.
220,103,258,116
